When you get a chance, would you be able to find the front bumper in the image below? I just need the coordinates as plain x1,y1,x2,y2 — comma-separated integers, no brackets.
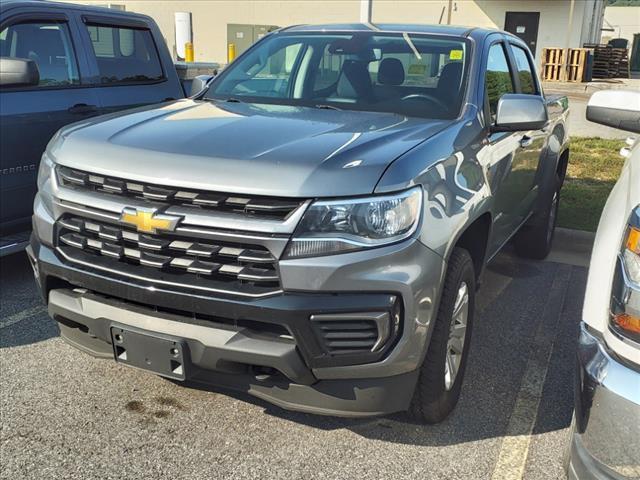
568,324,640,479
28,226,444,416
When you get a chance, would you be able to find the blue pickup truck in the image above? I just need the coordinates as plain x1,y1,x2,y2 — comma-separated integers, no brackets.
0,0,216,255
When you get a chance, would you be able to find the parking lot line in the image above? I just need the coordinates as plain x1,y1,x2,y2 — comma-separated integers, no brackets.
490,264,572,480
0,305,46,329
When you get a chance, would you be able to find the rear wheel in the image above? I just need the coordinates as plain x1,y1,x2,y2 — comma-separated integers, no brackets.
514,177,560,260
409,247,475,423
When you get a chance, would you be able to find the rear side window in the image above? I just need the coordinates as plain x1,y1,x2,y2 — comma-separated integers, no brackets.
485,43,515,121
85,23,163,84
511,45,537,95
0,21,80,87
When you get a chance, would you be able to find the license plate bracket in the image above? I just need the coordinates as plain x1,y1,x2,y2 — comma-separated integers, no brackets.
110,326,187,381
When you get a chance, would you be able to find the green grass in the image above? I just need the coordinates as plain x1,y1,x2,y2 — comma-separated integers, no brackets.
558,137,626,232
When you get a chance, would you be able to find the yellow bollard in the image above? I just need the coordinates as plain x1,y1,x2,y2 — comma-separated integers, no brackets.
185,42,194,62
228,43,236,63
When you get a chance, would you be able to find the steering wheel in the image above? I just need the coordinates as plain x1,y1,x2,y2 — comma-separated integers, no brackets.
400,93,449,112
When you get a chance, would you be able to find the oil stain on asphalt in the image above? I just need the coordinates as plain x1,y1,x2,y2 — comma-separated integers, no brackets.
124,396,186,424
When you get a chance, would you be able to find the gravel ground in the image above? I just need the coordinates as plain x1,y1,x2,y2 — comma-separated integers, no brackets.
0,251,586,479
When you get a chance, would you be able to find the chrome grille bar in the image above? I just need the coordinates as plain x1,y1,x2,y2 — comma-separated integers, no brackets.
57,166,305,220
56,216,281,293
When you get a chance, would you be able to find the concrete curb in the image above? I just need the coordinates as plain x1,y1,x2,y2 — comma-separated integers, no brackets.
546,227,595,268
555,227,595,254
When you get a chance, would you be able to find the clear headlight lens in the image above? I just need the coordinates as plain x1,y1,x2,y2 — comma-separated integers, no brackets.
37,153,54,191
622,223,640,284
284,187,422,259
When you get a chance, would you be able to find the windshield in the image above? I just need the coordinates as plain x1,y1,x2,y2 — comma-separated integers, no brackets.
205,31,470,120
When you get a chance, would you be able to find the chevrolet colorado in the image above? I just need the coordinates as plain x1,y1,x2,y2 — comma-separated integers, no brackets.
28,24,569,422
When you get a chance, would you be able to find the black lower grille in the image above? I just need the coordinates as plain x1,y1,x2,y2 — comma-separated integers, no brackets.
310,311,395,355
315,320,379,353
56,216,280,296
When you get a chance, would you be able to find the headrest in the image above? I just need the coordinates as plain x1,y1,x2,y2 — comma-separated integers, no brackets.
336,60,374,99
378,58,405,86
439,62,463,88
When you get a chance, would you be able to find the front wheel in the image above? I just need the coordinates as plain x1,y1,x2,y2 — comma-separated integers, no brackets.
409,247,475,423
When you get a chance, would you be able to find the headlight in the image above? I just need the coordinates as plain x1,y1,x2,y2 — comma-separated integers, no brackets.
610,207,640,341
284,187,422,259
37,153,55,191
622,225,640,284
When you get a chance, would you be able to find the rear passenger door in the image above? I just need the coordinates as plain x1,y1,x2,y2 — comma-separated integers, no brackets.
0,10,100,231
76,14,178,114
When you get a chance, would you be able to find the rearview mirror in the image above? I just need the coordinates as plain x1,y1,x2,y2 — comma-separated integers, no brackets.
0,57,39,87
190,74,215,97
493,94,548,132
587,90,640,134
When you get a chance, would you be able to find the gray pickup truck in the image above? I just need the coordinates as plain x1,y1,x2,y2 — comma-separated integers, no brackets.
0,0,216,255
28,24,569,422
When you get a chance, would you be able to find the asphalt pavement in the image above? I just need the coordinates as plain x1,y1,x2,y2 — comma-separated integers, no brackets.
0,248,586,480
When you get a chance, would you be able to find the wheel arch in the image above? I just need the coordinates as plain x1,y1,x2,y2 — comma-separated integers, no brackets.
449,211,493,283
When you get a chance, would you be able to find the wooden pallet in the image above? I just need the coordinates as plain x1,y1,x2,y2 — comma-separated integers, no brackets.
591,45,630,79
541,48,565,81
566,48,588,82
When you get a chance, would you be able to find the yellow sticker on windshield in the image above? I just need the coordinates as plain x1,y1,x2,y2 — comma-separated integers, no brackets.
449,49,463,60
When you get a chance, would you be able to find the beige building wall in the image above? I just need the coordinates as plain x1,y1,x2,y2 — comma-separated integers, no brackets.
602,6,640,45
63,0,603,64
374,0,599,59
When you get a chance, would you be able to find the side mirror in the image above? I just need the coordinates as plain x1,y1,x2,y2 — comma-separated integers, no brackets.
0,57,39,87
493,94,548,132
189,74,215,97
587,90,640,134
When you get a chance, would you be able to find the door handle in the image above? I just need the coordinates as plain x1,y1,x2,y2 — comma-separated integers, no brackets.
68,103,98,114
520,135,533,148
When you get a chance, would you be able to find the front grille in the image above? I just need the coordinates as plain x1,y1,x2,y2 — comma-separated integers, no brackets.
57,166,304,221
56,215,281,296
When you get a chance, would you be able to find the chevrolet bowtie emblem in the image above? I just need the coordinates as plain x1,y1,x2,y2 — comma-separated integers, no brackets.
120,207,182,234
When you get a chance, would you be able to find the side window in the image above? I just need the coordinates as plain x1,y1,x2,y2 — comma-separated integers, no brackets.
216,41,305,98
313,45,345,92
253,42,303,79
85,23,163,84
511,45,537,95
0,21,80,87
485,43,515,121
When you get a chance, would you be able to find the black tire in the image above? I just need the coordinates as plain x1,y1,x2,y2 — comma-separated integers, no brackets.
409,247,476,424
514,177,561,260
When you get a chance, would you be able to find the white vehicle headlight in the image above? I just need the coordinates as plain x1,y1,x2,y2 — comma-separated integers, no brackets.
611,206,640,340
284,187,422,259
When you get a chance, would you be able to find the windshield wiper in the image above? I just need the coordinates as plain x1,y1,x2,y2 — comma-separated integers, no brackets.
315,104,342,111
206,97,245,104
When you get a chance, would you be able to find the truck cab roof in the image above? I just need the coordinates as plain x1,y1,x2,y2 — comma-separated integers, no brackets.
283,23,502,38
0,0,153,22
280,23,524,48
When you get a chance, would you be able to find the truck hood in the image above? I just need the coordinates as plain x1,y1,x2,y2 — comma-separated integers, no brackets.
51,99,449,197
